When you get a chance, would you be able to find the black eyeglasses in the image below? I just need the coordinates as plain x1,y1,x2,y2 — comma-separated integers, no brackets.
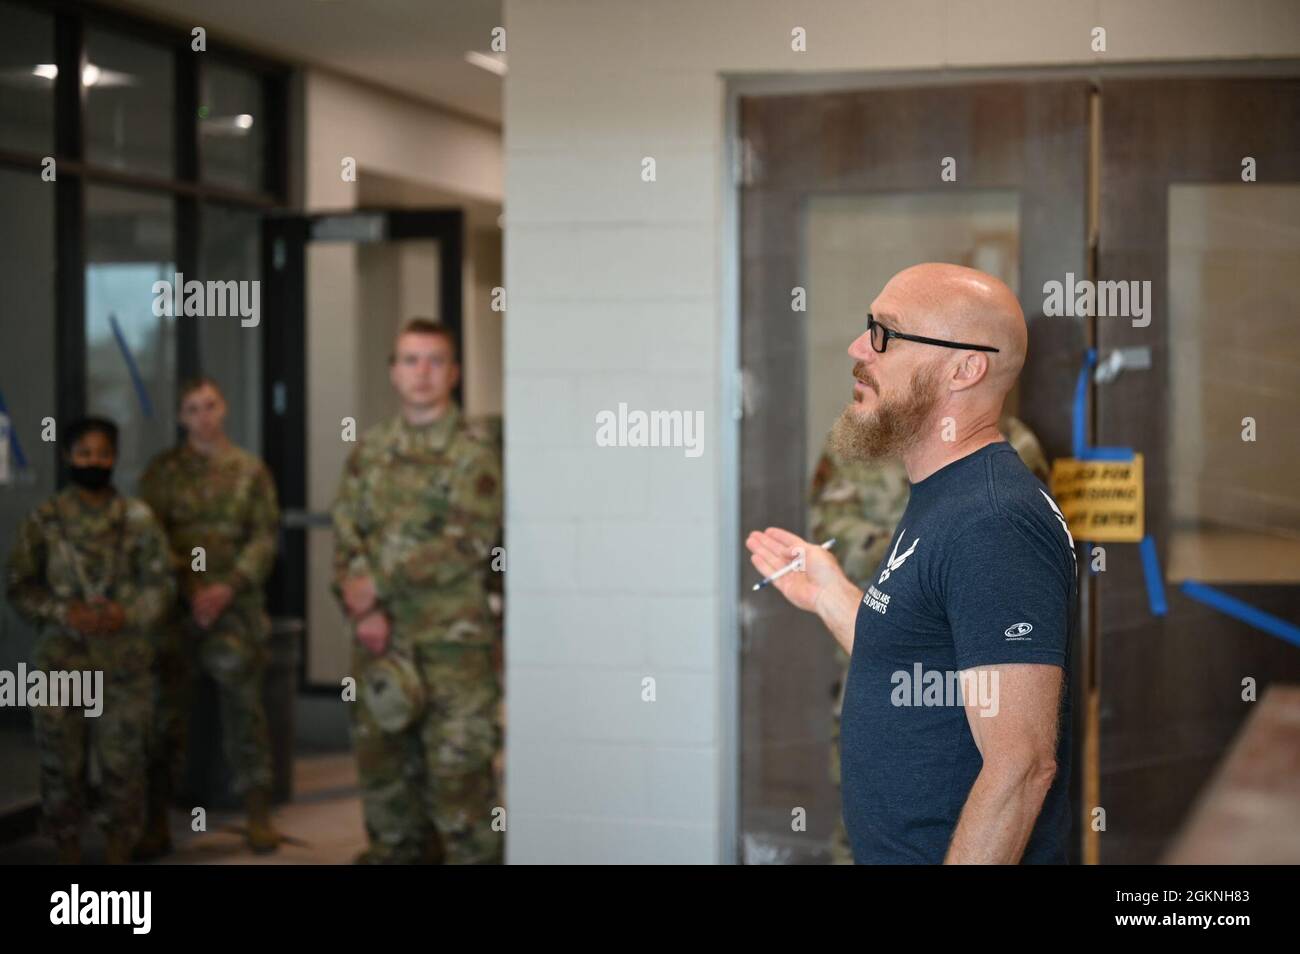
865,314,1000,354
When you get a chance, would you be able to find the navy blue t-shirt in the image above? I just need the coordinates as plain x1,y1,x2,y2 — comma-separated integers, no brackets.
840,441,1076,864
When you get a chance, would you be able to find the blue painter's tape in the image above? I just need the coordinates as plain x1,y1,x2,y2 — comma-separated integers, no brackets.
1070,352,1142,596
1072,348,1093,460
1139,534,1167,617
1180,581,1300,649
0,388,29,471
1080,447,1135,461
108,314,154,419
1073,349,1133,460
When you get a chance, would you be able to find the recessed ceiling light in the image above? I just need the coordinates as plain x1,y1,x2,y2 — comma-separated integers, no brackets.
200,113,257,136
31,62,130,87
465,51,506,76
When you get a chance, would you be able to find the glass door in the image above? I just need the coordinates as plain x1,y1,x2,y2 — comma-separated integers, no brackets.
1096,75,1300,863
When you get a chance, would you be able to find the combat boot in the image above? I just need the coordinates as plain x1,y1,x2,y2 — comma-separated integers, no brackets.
55,835,81,865
245,788,281,854
132,789,173,861
104,832,133,865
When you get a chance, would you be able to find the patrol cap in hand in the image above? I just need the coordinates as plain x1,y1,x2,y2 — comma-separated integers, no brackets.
360,651,426,733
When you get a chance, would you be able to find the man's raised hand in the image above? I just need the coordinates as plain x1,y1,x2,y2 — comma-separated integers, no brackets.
746,526,844,613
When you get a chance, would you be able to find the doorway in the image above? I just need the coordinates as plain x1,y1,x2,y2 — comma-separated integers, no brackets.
736,78,1092,863
261,208,465,691
735,69,1300,865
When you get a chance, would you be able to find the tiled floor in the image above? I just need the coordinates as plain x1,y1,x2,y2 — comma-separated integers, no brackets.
0,752,368,865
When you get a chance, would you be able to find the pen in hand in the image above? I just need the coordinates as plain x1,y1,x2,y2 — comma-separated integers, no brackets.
752,538,836,591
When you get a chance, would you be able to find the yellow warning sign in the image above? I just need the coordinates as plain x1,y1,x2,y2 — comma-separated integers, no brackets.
1048,455,1144,542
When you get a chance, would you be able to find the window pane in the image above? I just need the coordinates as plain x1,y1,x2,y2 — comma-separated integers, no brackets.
0,0,55,154
85,185,176,494
805,191,1020,475
198,203,262,449
200,60,266,192
1167,183,1300,582
0,166,57,815
85,27,174,177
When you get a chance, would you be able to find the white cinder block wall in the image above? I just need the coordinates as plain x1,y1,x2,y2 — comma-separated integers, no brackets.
502,0,1300,863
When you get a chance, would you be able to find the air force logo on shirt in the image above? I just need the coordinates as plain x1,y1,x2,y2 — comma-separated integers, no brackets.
862,531,919,616
878,530,920,584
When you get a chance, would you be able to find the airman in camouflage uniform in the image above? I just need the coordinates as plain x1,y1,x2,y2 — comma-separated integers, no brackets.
137,378,282,856
5,417,173,864
809,414,1048,864
333,319,503,865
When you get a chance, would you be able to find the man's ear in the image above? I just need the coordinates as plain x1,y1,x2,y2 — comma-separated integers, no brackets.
951,352,988,392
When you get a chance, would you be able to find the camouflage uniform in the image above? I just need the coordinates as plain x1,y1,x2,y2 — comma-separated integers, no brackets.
5,488,173,849
809,416,1048,864
332,406,503,864
139,444,280,802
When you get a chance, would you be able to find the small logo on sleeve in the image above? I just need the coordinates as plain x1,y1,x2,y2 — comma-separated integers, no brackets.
1004,622,1034,640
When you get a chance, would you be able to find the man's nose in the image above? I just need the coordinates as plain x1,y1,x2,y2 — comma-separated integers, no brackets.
848,332,874,362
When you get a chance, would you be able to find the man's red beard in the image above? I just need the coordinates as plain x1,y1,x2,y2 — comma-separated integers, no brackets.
829,360,943,462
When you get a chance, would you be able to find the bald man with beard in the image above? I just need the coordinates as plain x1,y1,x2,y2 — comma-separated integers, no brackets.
748,263,1077,864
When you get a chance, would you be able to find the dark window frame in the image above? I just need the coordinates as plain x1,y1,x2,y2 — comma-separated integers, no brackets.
0,0,291,439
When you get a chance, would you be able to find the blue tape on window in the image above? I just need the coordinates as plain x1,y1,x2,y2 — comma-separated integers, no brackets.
1180,581,1300,649
108,313,154,419
1072,349,1091,459
0,388,29,471
1139,534,1167,617
1073,348,1132,460
1079,447,1135,461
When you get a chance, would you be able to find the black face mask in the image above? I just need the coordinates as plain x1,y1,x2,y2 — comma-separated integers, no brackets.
68,465,113,491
